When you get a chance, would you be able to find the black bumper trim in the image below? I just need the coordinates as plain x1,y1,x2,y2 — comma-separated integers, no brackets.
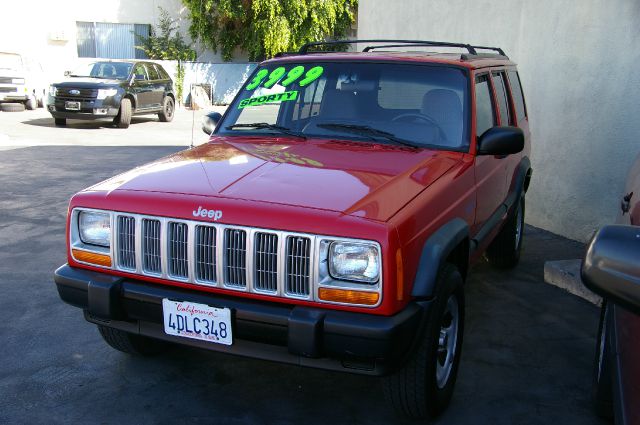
54,264,427,375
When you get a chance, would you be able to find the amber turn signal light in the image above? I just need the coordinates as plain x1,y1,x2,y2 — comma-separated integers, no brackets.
318,287,380,306
72,249,112,267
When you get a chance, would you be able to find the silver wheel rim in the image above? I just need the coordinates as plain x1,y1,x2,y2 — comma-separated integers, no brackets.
436,295,459,389
515,203,523,250
166,100,174,117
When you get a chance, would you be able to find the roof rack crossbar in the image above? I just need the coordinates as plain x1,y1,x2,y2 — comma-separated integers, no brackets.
470,45,506,56
298,39,479,55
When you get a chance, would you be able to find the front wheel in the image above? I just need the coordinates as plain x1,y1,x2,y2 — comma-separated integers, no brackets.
114,98,132,128
383,263,465,419
158,96,174,122
486,196,525,268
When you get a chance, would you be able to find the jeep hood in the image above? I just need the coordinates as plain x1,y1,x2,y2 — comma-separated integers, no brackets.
86,137,462,222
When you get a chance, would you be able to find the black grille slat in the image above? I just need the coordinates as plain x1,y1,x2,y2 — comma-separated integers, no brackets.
195,225,216,283
55,87,98,98
168,222,188,278
224,229,246,287
142,219,161,274
117,216,136,269
285,236,311,296
254,233,278,292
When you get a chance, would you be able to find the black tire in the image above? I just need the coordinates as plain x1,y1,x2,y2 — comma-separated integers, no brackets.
1,102,26,112
54,118,66,126
383,263,465,419
593,302,614,419
25,96,37,110
115,98,132,128
98,325,167,356
158,96,175,122
486,196,525,268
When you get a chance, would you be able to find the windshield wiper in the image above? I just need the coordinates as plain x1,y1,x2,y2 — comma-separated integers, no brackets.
226,123,306,139
316,123,420,148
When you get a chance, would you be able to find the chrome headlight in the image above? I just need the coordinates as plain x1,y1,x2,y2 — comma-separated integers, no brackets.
79,211,111,247
329,242,380,283
49,85,57,96
96,88,118,99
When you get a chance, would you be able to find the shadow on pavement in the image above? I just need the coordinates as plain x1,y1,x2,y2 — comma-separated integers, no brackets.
21,116,158,129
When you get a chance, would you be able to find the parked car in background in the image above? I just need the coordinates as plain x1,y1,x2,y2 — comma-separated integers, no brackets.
47,60,175,128
0,52,47,111
582,153,640,425
54,39,532,419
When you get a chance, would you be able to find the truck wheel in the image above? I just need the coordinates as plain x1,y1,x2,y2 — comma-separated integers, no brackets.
486,196,525,268
98,325,167,356
54,118,66,126
1,103,26,112
383,263,465,419
593,302,614,418
158,96,174,122
25,96,37,110
115,98,132,128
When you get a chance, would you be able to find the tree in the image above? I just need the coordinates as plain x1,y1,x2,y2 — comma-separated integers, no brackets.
135,8,197,105
181,0,357,62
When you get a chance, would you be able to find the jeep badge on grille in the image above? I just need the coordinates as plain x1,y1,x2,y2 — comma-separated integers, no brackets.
193,206,223,221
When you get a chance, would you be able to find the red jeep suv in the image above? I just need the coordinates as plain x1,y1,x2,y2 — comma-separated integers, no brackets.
54,40,532,419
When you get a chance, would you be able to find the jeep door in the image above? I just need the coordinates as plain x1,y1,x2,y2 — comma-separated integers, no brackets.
131,63,153,109
473,72,507,235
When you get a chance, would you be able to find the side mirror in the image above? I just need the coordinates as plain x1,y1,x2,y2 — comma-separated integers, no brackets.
202,112,222,135
582,225,640,315
477,126,524,156
64,70,71,77
134,74,146,81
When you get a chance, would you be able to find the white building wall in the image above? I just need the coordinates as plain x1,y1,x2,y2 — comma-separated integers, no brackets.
0,0,252,104
358,0,640,242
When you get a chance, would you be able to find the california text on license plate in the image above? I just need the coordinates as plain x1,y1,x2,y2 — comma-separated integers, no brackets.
65,101,80,111
162,299,232,345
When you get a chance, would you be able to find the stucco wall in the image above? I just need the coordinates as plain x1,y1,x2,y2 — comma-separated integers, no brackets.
0,1,253,104
358,0,640,241
0,0,247,77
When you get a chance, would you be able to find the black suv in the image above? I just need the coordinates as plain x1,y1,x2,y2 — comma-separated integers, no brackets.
48,61,175,128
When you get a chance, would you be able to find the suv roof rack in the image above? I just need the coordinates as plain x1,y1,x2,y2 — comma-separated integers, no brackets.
297,39,507,58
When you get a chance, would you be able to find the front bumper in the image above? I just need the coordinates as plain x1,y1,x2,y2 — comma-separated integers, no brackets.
49,96,120,119
54,264,427,375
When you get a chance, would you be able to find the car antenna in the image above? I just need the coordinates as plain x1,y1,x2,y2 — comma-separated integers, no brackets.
189,0,205,149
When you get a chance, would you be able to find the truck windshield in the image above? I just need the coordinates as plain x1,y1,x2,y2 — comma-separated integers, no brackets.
0,53,22,71
220,61,470,150
69,62,133,80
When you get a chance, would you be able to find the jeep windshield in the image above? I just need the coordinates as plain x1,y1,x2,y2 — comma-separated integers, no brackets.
69,61,133,80
0,53,22,71
220,61,470,150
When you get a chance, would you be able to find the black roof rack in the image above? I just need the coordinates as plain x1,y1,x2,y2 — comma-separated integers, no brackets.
297,39,507,58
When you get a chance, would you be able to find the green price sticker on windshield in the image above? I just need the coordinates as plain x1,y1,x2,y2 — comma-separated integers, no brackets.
246,65,324,91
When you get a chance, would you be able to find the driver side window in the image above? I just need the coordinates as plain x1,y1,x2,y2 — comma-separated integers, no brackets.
133,63,147,80
474,74,496,137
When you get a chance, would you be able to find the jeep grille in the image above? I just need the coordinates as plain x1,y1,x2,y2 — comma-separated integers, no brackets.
113,214,315,300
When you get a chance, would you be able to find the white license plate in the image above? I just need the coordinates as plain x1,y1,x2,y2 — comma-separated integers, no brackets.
162,299,232,345
65,101,80,111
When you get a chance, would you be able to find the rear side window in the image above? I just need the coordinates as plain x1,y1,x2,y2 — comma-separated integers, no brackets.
474,74,495,136
145,64,160,80
492,72,512,125
508,70,527,122
157,66,170,80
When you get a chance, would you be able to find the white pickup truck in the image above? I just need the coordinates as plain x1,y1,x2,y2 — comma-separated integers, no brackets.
0,52,47,111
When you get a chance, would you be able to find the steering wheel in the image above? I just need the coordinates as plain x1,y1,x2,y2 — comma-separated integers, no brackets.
391,113,447,142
